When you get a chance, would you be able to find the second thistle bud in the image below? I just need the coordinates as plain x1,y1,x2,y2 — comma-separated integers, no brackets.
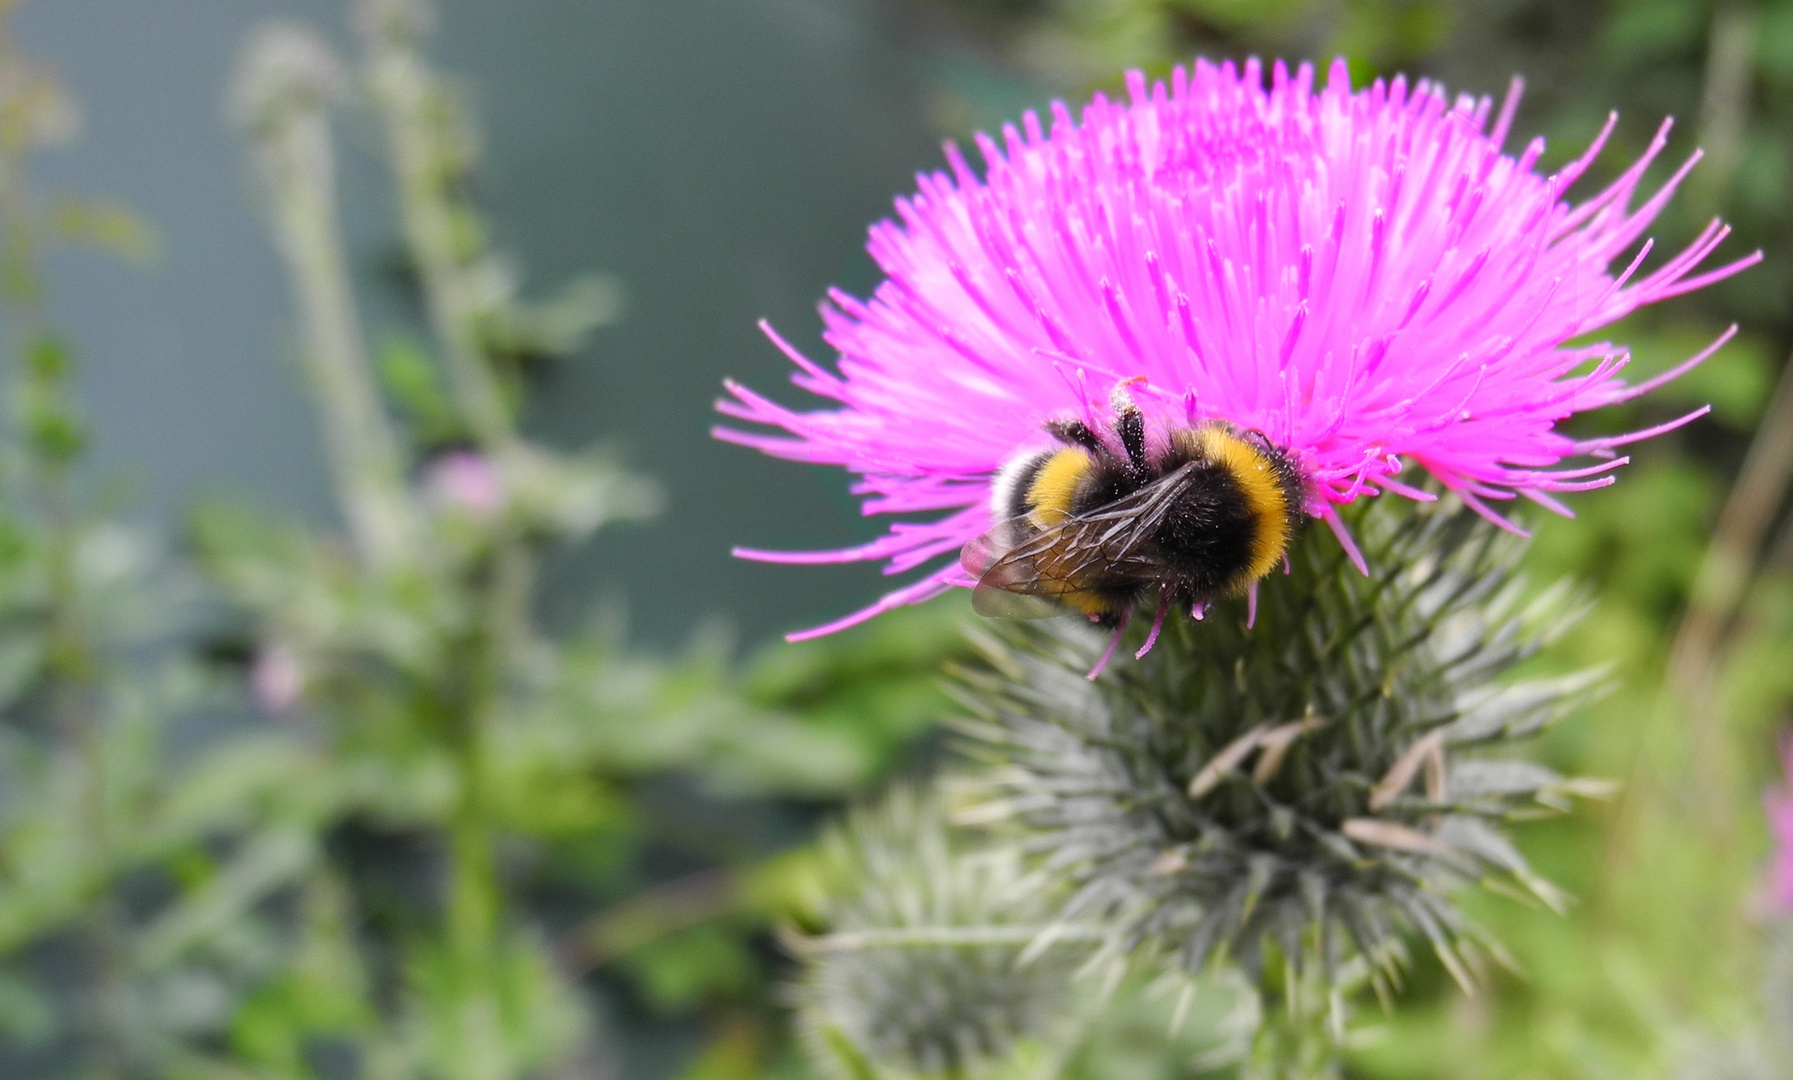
794,788,1078,1080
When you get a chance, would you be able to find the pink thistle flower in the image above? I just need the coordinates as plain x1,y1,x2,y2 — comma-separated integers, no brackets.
251,644,304,713
716,58,1757,640
1767,736,1793,914
422,450,505,520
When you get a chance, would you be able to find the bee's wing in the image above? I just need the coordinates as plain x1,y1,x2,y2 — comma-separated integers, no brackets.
971,586,1070,620
965,464,1199,619
958,527,1010,580
961,520,1068,619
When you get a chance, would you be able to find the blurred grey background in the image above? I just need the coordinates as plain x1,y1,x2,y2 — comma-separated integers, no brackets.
23,0,972,649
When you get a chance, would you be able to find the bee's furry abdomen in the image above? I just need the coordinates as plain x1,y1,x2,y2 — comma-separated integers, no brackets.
1150,464,1260,596
993,447,1095,530
991,451,1052,527
986,446,1134,620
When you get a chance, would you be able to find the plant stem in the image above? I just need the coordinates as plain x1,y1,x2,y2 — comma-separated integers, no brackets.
0,23,120,1078
561,867,741,971
251,75,415,570
360,17,546,1075
790,924,1109,952
1690,4,1756,218
445,667,507,1080
364,17,512,450
1665,350,1793,831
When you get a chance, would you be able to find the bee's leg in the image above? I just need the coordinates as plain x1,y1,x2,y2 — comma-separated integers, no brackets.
1085,609,1132,681
1134,591,1170,660
1044,417,1103,453
1108,381,1147,469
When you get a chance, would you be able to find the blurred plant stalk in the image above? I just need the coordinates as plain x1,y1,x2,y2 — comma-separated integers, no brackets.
363,0,512,451
234,7,557,1077
359,9,510,1076
1665,1,1771,836
0,2,91,832
1689,4,1756,221
0,9,120,1075
1605,0,1784,877
354,27,535,1068
1668,354,1793,823
235,24,417,571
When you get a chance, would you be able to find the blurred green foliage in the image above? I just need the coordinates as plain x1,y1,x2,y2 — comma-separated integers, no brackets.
0,2,980,1077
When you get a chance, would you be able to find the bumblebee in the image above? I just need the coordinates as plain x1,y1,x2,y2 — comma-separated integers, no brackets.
961,386,1305,650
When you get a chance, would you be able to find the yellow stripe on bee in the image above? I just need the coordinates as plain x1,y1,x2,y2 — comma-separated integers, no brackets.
1063,591,1118,616
1025,449,1090,528
1201,427,1291,585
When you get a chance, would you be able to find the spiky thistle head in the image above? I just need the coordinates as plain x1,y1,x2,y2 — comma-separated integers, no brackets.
717,57,1756,640
794,787,1076,1080
953,494,1605,991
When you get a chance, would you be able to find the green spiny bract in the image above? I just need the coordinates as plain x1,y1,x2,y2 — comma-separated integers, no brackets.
954,496,1605,991
795,787,1076,1080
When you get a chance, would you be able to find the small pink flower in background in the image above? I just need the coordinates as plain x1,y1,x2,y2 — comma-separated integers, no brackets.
423,450,505,519
1766,737,1793,914
716,58,1756,640
251,644,304,713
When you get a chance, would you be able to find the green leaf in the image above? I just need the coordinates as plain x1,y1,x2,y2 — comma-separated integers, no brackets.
133,829,317,972
375,336,462,445
619,923,756,1013
50,197,161,264
0,967,56,1047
